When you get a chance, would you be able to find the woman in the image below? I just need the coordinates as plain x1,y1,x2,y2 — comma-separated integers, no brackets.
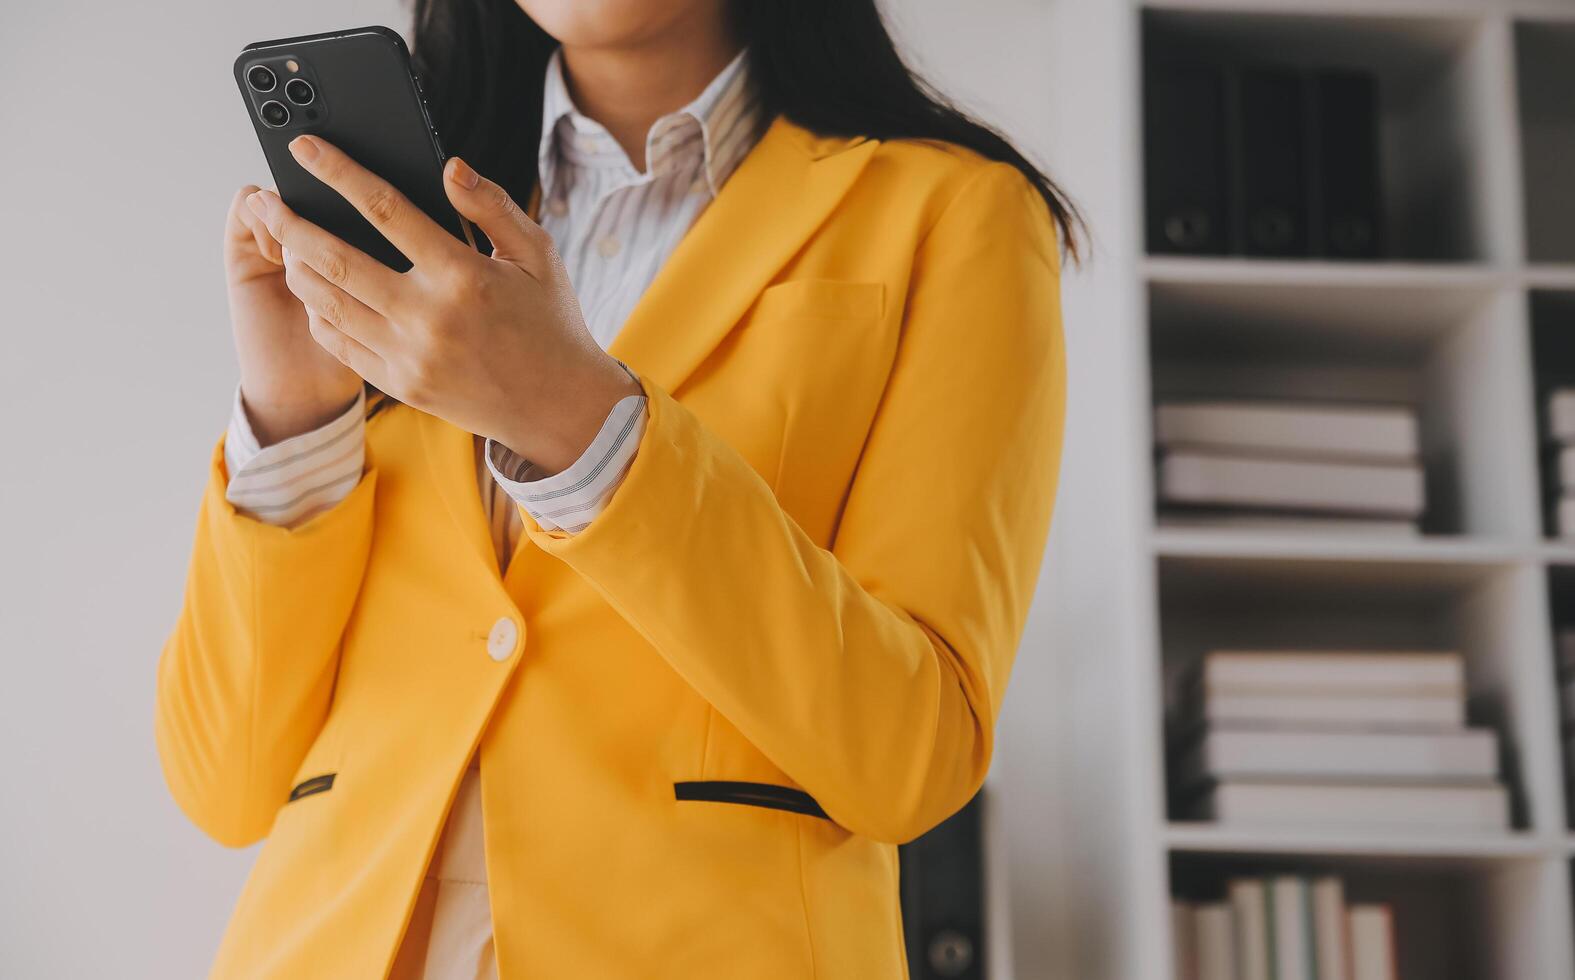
157,0,1072,976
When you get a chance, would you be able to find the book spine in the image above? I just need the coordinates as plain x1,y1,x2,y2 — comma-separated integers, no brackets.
1240,69,1310,257
1270,876,1312,980
1173,902,1199,980
1231,880,1271,980
1346,905,1397,980
1146,65,1230,255
1312,71,1382,258
1196,905,1238,980
1311,877,1350,980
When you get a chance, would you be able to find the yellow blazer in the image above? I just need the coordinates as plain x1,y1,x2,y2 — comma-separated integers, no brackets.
157,117,1065,978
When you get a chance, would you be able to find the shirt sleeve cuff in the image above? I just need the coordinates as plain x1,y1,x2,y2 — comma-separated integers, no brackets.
485,394,648,535
223,386,367,528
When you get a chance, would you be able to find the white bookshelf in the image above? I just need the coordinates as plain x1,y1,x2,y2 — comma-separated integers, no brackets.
1035,1,1575,977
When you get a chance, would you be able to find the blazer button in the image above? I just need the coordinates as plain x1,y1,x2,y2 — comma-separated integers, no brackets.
486,617,519,662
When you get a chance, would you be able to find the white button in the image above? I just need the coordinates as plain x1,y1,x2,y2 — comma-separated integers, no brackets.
546,197,568,217
596,235,622,259
486,617,519,662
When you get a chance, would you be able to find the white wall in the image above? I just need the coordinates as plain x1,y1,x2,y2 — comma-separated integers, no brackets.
0,2,1128,976
0,4,404,976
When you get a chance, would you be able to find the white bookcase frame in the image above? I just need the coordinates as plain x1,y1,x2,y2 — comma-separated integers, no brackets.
1035,1,1575,977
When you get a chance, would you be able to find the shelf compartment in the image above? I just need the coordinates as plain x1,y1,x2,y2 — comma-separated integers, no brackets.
1149,276,1541,537
1530,290,1575,539
1142,8,1516,263
1168,850,1572,980
1156,555,1560,835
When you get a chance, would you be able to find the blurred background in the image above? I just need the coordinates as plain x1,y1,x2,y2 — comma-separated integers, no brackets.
3,0,1574,978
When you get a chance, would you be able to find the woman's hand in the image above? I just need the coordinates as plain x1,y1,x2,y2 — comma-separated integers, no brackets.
244,135,640,475
225,184,364,446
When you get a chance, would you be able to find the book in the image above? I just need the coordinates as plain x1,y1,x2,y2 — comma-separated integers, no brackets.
1195,904,1237,980
1202,651,1465,698
1181,728,1498,782
899,792,984,980
1551,388,1575,443
1158,512,1420,537
1240,70,1308,257
1201,691,1465,731
1310,877,1349,980
1346,905,1398,980
1556,495,1575,539
1173,902,1198,980
1556,444,1575,489
1199,780,1509,831
1560,631,1575,677
1312,71,1382,259
1230,879,1271,980
1154,401,1418,461
1158,451,1425,517
1146,65,1230,255
1268,876,1313,980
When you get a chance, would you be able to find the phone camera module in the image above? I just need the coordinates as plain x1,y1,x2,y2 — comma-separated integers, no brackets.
285,79,316,106
259,100,291,128
247,65,277,93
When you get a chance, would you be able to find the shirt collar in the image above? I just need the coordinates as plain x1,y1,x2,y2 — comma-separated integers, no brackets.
536,48,763,201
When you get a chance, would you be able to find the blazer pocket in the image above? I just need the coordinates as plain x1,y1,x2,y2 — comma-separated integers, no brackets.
674,781,829,819
748,279,885,323
287,773,336,803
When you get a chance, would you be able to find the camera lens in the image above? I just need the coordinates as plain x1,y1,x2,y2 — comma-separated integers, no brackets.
247,65,276,92
285,79,315,106
259,100,290,128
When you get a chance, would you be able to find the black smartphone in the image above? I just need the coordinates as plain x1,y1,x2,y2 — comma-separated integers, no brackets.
234,26,473,271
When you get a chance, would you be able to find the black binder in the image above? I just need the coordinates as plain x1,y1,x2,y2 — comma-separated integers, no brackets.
1145,65,1230,255
900,793,986,980
1312,70,1382,259
1237,69,1309,257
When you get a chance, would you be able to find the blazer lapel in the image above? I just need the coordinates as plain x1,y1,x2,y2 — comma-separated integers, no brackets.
418,119,877,566
609,117,880,395
419,413,500,576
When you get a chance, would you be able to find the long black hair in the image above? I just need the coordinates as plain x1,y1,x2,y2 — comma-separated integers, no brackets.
407,0,1082,260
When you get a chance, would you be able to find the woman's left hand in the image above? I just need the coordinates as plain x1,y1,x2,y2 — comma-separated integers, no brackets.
244,134,640,475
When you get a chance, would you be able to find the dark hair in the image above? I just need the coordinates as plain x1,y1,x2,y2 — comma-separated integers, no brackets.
407,0,1082,260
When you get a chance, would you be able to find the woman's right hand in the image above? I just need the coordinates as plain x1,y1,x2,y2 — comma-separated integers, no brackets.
225,184,363,447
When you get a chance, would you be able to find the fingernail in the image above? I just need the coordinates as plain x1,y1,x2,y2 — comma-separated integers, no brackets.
289,135,320,163
246,191,268,218
449,157,480,189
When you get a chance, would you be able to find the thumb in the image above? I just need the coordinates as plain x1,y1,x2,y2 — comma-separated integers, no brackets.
443,157,552,278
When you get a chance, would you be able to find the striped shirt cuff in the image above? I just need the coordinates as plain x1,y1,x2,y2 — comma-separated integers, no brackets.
485,394,648,534
223,386,367,528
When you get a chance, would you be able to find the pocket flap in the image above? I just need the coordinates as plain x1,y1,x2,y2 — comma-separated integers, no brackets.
287,773,336,803
674,780,828,819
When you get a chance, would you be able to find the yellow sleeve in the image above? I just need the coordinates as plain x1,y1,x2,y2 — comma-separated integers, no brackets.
525,163,1066,843
155,441,378,846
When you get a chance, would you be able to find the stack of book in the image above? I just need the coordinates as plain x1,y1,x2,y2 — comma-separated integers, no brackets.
1179,650,1510,833
1155,400,1425,535
1548,388,1575,537
1172,876,1396,980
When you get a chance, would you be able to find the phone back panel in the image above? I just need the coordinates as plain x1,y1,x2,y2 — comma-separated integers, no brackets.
235,27,468,271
